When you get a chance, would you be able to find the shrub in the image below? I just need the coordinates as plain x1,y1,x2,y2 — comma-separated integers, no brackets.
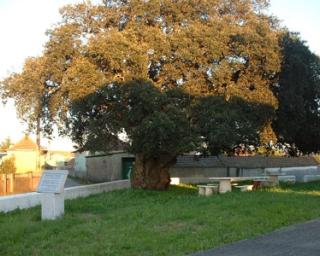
0,156,16,174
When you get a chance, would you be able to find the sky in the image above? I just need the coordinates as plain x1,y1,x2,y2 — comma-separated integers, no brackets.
0,0,81,150
269,0,320,54
0,0,319,150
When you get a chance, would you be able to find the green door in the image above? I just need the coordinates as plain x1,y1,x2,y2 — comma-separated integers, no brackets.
122,158,135,179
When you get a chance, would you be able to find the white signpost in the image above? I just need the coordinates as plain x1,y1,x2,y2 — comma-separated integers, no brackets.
37,170,68,220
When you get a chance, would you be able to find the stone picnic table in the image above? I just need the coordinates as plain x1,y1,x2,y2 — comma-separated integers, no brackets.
266,172,283,186
208,174,283,194
208,177,254,193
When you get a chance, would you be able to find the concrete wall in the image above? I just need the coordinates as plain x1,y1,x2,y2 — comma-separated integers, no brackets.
64,180,130,200
169,166,320,183
279,166,320,182
169,167,267,178
0,179,130,213
73,152,88,178
78,152,320,184
170,167,229,178
241,168,265,177
86,152,134,182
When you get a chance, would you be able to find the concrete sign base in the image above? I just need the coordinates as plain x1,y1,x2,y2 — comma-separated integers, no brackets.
41,193,64,220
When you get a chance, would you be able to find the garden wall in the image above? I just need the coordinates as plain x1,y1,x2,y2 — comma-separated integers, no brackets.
0,179,130,213
0,172,41,196
169,155,319,181
70,154,320,185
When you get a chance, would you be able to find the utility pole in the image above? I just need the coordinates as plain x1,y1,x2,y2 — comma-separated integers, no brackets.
36,116,41,172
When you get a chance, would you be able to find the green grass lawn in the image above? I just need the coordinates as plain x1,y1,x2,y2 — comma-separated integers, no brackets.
1,182,320,256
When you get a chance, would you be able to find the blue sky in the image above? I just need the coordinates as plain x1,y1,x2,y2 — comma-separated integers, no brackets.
269,0,320,55
0,0,319,150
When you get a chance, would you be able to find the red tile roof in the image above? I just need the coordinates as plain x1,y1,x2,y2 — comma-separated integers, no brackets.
10,135,38,151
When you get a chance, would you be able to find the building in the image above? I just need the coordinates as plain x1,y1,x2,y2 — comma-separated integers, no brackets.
5,135,44,173
45,150,74,169
5,135,75,174
85,151,135,182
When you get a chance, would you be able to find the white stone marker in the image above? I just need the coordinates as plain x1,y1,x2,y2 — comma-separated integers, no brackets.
37,170,68,220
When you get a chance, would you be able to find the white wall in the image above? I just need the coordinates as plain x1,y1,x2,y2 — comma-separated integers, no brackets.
74,152,88,174
0,179,130,213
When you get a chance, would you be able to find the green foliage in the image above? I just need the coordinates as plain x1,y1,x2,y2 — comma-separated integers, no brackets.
69,80,196,157
0,0,292,187
273,32,320,153
2,182,320,255
69,79,276,157
1,0,281,143
0,137,12,152
193,96,275,155
0,58,52,135
0,156,16,174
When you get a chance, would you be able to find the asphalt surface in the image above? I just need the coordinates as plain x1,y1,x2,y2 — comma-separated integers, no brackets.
64,177,83,188
192,219,320,256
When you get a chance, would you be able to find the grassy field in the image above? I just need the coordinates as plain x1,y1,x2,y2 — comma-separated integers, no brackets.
1,182,320,256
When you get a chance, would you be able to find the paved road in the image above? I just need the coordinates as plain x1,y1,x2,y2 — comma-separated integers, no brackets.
192,219,320,256
64,177,83,188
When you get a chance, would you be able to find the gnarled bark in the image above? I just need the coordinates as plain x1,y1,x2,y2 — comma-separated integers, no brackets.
131,153,176,190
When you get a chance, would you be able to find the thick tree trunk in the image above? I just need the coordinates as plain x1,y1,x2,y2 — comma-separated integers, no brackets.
131,153,176,190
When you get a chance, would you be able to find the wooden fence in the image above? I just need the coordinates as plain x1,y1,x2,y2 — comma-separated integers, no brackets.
0,172,41,196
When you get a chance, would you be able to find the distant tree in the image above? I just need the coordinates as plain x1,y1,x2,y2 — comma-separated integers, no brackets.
1,57,53,148
0,137,12,152
0,156,16,174
1,0,281,189
273,32,320,153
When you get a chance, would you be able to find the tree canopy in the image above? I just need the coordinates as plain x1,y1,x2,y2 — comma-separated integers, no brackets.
1,0,280,130
0,157,16,174
0,137,12,152
192,96,274,156
273,32,320,153
0,0,283,189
